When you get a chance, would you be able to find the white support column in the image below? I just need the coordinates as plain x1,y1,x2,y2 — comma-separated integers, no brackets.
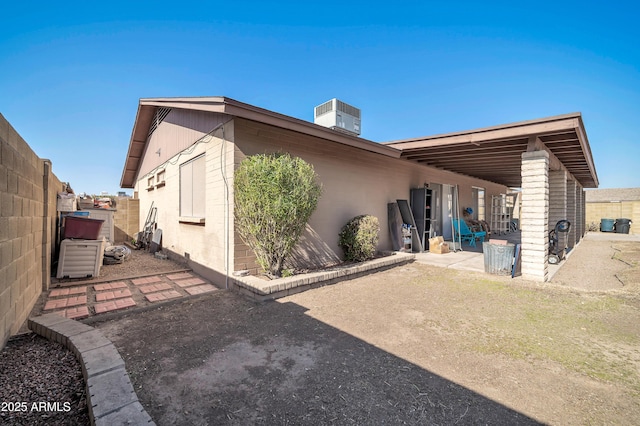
521,150,549,282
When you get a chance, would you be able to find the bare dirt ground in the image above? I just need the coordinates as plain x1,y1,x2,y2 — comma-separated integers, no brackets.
90,233,640,425
53,248,189,285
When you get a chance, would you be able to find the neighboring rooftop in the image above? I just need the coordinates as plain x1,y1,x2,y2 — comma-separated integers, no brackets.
585,188,640,202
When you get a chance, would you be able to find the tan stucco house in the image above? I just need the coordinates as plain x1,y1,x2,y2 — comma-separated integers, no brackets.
120,97,598,284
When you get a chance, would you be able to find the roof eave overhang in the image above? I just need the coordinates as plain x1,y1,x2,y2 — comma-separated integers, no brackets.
384,113,599,189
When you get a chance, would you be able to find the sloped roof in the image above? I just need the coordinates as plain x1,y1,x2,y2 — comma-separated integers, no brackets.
120,97,400,188
585,188,640,202
121,97,599,189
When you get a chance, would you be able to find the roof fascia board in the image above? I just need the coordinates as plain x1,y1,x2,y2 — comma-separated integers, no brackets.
141,97,402,159
223,103,401,158
573,116,599,188
120,104,155,188
385,116,580,150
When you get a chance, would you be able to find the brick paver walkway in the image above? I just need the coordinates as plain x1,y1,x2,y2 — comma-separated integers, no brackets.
42,270,217,319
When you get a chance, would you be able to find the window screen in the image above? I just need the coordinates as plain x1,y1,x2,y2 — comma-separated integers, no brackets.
180,155,205,217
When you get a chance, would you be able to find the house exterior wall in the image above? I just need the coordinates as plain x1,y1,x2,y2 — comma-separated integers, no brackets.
134,113,236,282
233,117,507,271
133,111,509,281
138,109,229,180
1,113,62,350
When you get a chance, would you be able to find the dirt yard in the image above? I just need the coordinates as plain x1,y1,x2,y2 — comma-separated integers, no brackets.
93,234,640,425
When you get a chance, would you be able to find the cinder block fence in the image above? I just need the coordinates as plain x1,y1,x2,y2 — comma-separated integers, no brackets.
1,113,63,350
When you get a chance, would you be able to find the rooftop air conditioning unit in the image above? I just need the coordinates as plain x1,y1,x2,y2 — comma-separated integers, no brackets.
314,98,361,136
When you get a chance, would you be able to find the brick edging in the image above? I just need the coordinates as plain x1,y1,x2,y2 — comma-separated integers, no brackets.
230,252,416,301
28,313,155,426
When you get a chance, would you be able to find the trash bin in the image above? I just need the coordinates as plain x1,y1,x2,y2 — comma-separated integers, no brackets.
483,242,515,275
615,218,632,234
600,218,615,232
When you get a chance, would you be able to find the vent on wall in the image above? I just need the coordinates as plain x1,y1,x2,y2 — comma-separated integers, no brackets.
148,107,171,138
314,98,361,136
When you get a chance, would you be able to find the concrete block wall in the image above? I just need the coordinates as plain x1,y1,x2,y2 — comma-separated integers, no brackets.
113,197,140,243
520,151,549,282
586,201,639,235
0,113,62,350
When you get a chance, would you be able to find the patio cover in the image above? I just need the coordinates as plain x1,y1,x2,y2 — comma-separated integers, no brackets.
384,113,598,188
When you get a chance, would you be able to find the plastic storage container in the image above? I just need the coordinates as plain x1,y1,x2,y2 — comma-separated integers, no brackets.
56,238,106,278
483,242,515,275
63,216,104,240
615,218,632,234
600,218,615,232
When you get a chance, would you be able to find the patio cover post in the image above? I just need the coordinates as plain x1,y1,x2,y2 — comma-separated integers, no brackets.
521,150,550,282
566,179,577,248
549,170,568,253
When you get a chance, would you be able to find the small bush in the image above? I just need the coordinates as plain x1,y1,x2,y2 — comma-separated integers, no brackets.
234,153,322,278
338,215,380,262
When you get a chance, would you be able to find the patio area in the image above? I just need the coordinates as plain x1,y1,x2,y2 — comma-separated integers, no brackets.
414,231,640,281
414,231,548,278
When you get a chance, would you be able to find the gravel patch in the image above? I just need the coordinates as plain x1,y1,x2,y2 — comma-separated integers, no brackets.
0,333,89,425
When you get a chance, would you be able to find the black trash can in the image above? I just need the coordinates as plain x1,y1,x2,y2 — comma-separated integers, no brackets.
615,218,632,234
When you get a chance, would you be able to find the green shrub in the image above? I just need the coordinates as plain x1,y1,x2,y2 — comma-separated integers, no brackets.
338,215,380,262
234,153,322,278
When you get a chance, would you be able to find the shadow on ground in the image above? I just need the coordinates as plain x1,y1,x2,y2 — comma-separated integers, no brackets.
95,291,539,425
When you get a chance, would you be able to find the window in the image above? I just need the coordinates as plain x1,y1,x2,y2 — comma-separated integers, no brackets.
156,170,166,188
147,176,155,191
180,155,205,219
472,187,485,221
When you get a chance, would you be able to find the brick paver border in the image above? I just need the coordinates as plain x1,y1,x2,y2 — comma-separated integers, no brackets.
138,283,173,294
94,298,137,314
166,272,193,280
131,276,163,286
95,289,132,302
184,284,217,296
173,277,207,288
64,306,90,320
94,281,128,291
44,296,88,311
50,287,88,297
145,290,182,302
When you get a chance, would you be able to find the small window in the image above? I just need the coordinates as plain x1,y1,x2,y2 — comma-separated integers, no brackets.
180,155,205,219
156,170,166,188
147,176,155,191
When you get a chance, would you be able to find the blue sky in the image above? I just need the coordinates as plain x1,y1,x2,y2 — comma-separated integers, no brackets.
1,1,638,194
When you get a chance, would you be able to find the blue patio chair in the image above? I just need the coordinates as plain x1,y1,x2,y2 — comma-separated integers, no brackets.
453,218,487,248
